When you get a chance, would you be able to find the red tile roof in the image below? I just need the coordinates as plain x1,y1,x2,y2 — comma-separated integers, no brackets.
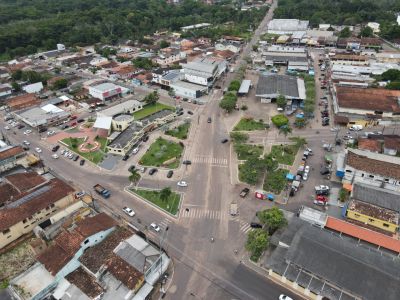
106,254,144,291
0,183,19,206
0,178,75,231
325,217,400,253
384,137,400,151
65,267,104,298
357,138,381,153
5,171,46,192
0,146,24,161
6,93,41,111
74,213,118,237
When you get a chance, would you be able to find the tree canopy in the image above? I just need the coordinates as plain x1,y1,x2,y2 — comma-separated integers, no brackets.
245,228,269,262
257,207,287,234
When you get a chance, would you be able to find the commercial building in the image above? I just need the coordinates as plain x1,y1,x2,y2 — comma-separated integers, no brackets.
181,57,226,87
0,171,76,249
255,74,306,103
0,145,26,172
267,19,309,35
98,99,142,118
88,82,129,101
170,80,208,99
343,149,400,192
0,83,12,98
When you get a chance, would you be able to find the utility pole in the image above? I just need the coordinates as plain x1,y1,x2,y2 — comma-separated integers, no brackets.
158,226,169,295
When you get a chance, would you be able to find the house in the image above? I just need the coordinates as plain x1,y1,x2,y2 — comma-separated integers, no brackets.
0,67,10,80
110,65,138,80
214,41,241,53
22,82,44,94
88,82,129,102
384,136,400,156
0,172,76,249
155,48,186,66
367,22,380,33
255,74,306,104
337,38,361,50
0,83,12,98
266,219,400,300
357,138,381,153
0,145,26,172
346,198,399,234
212,50,235,61
152,69,181,87
343,149,400,191
6,93,41,111
267,19,309,35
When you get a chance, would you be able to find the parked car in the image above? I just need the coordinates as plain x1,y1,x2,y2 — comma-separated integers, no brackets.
122,207,135,217
35,147,42,153
207,117,212,123
149,168,158,175
182,160,192,165
23,129,32,135
167,170,174,178
17,124,25,129
80,159,85,166
240,187,250,198
187,110,193,115
128,165,136,172
250,222,263,229
77,119,85,123
221,138,229,144
23,140,30,145
150,223,161,232
302,172,309,181
132,147,140,154
177,180,188,187
47,130,56,136
52,154,59,159
279,295,293,300
122,154,129,161
73,155,80,161
142,135,149,142
52,145,60,152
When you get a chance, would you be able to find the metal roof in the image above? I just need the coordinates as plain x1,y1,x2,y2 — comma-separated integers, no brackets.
93,116,112,130
256,74,303,99
238,80,251,94
352,183,400,212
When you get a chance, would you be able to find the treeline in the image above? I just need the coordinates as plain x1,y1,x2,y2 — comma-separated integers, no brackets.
274,0,400,40
0,0,265,60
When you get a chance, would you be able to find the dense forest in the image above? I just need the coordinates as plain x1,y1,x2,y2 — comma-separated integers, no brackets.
0,0,266,60
274,0,400,40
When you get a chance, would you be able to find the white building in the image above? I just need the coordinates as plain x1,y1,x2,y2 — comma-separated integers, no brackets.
170,80,208,99
215,42,241,53
97,99,142,117
182,57,226,87
267,19,309,35
88,82,128,101
367,22,380,33
181,23,211,32
22,82,44,94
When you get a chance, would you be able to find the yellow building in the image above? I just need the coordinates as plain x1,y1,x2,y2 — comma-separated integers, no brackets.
0,172,76,250
346,199,399,234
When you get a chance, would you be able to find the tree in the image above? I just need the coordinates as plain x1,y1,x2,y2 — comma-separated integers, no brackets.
252,45,258,52
257,207,287,234
219,92,237,113
359,26,374,38
52,78,68,90
230,132,249,144
133,58,156,70
228,80,241,91
160,187,172,202
159,40,170,49
386,81,400,90
271,114,289,127
278,125,292,139
11,70,22,81
245,228,269,262
144,91,159,104
339,26,351,38
241,105,248,111
129,170,141,184
381,69,400,82
294,117,306,128
11,81,21,92
263,154,278,172
276,94,287,108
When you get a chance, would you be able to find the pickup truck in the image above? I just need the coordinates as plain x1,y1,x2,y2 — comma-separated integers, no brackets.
93,184,111,198
240,188,250,198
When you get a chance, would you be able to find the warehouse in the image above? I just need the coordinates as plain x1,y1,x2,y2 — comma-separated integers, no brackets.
88,82,129,102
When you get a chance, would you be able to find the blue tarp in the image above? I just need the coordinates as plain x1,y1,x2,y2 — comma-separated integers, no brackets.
267,194,275,200
295,113,304,119
286,173,295,180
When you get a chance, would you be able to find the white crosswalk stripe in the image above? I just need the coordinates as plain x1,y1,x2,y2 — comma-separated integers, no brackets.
159,218,172,230
186,156,228,166
182,208,225,220
239,221,253,234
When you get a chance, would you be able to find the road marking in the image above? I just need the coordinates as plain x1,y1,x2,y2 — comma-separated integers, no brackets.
189,155,228,166
239,220,253,234
182,208,226,221
159,218,172,229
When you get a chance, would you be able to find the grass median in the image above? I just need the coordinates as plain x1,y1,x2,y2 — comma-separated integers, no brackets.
132,188,181,215
139,137,183,169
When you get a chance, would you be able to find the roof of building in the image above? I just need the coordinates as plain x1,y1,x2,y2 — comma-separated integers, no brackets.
332,54,368,61
91,82,121,92
347,149,400,180
93,116,112,130
170,80,208,91
6,93,41,110
357,138,381,152
285,226,400,300
74,212,118,237
256,74,305,99
17,105,70,127
107,122,143,149
0,183,19,206
267,19,309,32
352,183,400,212
348,199,399,224
384,136,400,151
325,216,400,253
98,99,141,117
65,267,104,298
0,178,75,231
79,228,133,273
336,86,400,113
0,145,24,161
238,80,251,94
5,171,46,192
106,254,144,291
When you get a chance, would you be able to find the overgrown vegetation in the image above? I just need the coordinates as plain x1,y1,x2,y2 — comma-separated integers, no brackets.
233,117,268,131
257,207,287,235
300,74,316,116
165,123,190,140
263,169,288,194
234,144,263,160
271,114,289,128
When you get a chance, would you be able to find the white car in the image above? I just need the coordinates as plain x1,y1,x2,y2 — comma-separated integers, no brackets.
64,151,70,157
24,130,32,135
177,180,188,187
52,154,59,159
279,295,293,300
23,140,30,145
150,223,161,232
47,130,55,136
315,185,330,191
35,147,42,153
122,207,135,217
132,147,140,154
302,172,308,181
4,126,10,130
61,149,66,155
68,153,74,159
330,127,339,132
304,166,310,173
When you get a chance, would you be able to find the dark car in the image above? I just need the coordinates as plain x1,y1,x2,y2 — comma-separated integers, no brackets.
207,117,212,123
187,111,193,115
128,165,136,172
182,160,192,165
22,145,30,151
38,127,47,133
80,159,85,166
221,138,229,144
177,111,184,116
17,124,25,129
250,222,263,229
122,155,129,161
167,170,174,178
52,145,60,152
142,135,149,142
73,155,80,161
320,167,330,175
240,187,250,198
149,168,158,175
77,119,85,123
61,124,69,129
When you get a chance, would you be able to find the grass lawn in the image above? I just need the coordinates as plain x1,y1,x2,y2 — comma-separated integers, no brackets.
263,169,288,194
270,144,300,166
133,102,174,120
95,136,108,152
234,144,263,160
139,137,183,169
132,188,181,215
233,118,266,131
61,137,105,164
165,123,190,140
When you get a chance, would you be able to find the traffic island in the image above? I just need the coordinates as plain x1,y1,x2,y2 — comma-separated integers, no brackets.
60,136,107,164
129,187,181,217
165,123,190,140
139,137,184,169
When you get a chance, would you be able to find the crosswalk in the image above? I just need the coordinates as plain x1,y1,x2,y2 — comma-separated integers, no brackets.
192,155,228,166
159,218,172,230
239,220,253,234
181,208,227,220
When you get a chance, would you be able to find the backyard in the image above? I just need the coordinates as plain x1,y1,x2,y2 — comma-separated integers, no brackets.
139,137,183,169
133,103,174,120
132,188,181,215
61,136,107,164
165,123,190,140
263,169,288,194
233,117,267,131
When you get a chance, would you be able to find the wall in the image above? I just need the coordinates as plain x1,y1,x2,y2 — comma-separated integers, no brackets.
0,194,76,250
184,73,208,86
346,210,398,233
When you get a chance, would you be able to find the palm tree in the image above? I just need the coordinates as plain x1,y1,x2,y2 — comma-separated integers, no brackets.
129,170,141,185
279,125,292,140
160,187,172,202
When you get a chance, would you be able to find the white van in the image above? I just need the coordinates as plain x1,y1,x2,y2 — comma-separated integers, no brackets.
350,125,363,131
